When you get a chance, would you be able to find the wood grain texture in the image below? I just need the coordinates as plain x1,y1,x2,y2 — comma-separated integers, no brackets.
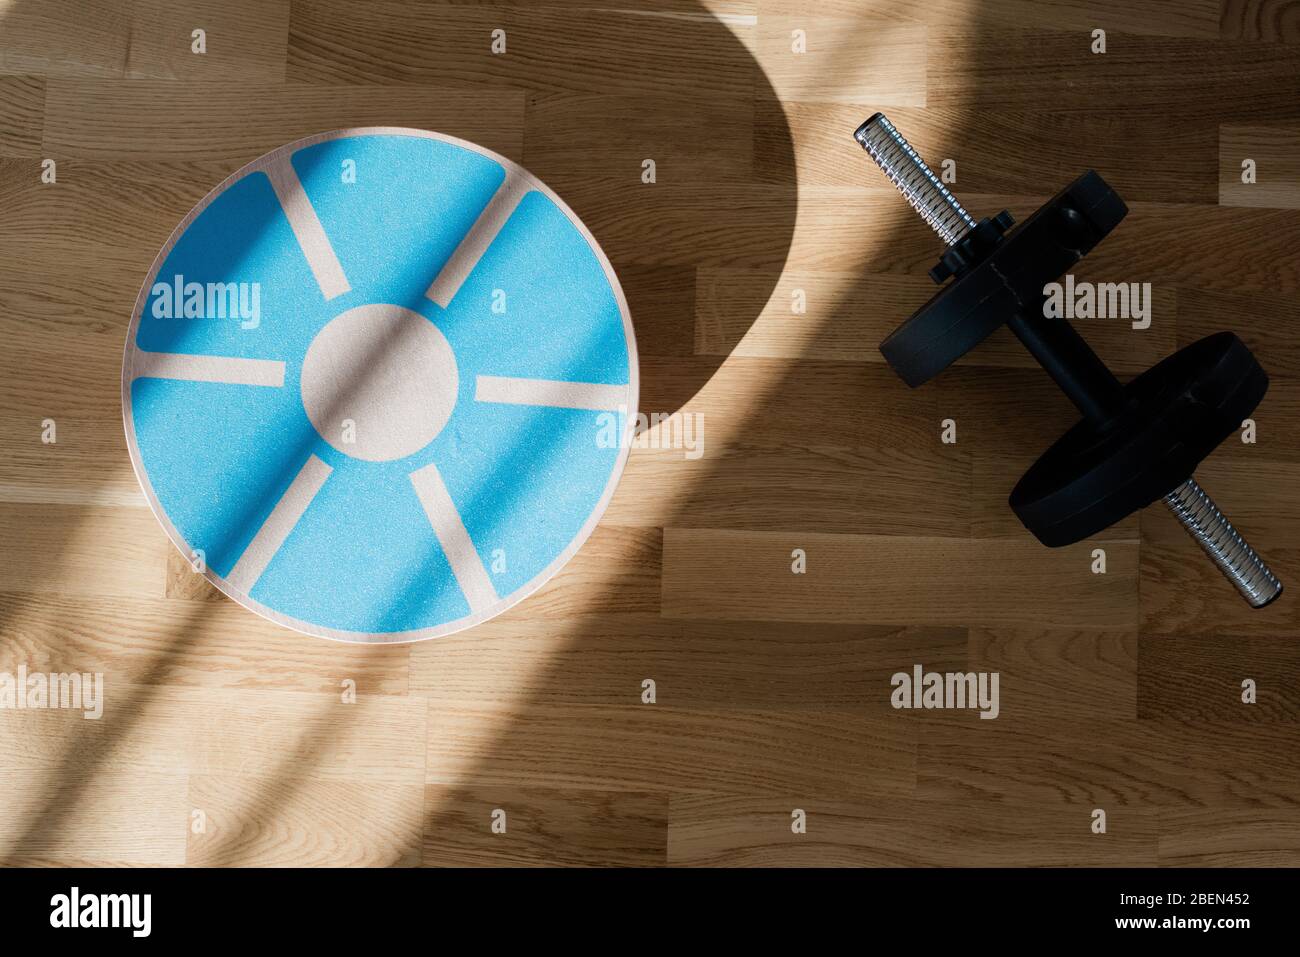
423,785,667,866
286,2,757,95
0,768,188,866
0,0,1298,867
696,265,1177,375
774,103,1219,201
411,616,967,710
927,30,1300,119
755,0,1223,40
607,443,972,536
1158,809,1300,866
662,528,1139,628
1219,0,1300,44
0,591,412,694
188,774,424,867
668,795,1159,866
917,716,1300,807
42,81,526,162
0,77,44,156
426,702,917,795
127,0,291,82
1138,632,1300,723
1220,124,1300,208
0,0,131,79
752,18,926,104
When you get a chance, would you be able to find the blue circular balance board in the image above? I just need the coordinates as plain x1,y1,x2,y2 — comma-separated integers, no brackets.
122,129,638,643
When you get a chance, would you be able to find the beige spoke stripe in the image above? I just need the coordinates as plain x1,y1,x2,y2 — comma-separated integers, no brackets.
225,454,333,593
425,170,530,309
475,375,628,411
265,156,351,301
409,461,499,613
130,351,285,387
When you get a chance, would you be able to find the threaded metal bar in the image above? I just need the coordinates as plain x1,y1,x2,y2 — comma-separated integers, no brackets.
1164,477,1283,608
853,112,977,247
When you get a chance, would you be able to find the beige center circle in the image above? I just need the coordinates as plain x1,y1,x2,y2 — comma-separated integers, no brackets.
300,303,458,462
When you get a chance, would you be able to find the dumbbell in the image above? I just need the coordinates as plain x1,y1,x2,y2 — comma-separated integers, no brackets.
853,112,1283,608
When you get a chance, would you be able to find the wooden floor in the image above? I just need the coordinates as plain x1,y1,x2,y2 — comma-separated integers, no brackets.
2,0,1300,866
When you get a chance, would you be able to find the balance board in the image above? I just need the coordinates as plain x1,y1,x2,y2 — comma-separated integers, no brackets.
122,129,637,643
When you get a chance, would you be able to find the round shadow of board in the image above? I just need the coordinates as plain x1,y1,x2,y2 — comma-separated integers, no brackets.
123,129,641,643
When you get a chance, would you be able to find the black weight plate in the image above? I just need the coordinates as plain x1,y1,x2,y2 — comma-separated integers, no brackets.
880,171,1128,386
1010,332,1268,547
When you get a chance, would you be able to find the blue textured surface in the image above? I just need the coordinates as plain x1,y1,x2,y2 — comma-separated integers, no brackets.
129,132,631,638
